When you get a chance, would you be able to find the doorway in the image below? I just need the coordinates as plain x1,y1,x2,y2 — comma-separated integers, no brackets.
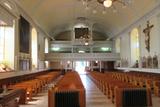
75,61,89,74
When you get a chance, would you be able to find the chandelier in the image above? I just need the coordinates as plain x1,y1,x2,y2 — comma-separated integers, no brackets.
81,0,132,14
79,34,92,46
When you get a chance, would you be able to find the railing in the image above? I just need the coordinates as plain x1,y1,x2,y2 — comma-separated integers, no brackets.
116,67,160,74
45,53,120,61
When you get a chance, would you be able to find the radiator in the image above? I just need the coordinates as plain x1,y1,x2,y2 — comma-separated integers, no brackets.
55,91,80,107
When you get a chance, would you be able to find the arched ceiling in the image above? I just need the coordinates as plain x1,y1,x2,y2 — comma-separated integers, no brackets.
16,0,160,38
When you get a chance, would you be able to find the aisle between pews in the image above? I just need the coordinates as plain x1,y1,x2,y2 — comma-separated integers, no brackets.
80,74,115,107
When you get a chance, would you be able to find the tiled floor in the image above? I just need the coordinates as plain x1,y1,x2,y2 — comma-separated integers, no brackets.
20,74,160,107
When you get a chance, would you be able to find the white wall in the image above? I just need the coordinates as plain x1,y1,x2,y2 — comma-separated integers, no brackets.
140,16,160,56
120,33,131,65
0,1,50,70
117,12,160,67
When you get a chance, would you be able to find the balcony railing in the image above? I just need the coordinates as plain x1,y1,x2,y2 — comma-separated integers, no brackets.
45,53,120,61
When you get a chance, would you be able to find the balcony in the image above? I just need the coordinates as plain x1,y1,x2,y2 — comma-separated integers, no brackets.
45,53,120,61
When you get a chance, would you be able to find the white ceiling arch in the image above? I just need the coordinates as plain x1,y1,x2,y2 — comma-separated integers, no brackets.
15,0,160,38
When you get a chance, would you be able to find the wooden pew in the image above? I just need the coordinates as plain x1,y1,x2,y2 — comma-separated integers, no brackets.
0,88,25,106
115,88,152,107
110,71,160,96
153,80,160,97
48,72,85,107
88,71,153,107
9,71,61,103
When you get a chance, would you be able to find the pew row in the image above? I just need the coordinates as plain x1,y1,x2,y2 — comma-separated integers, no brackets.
110,71,160,97
0,88,25,107
8,71,61,103
88,71,152,107
48,72,85,107
115,88,152,107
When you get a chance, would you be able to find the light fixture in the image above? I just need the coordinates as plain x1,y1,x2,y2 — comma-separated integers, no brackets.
67,61,71,64
79,34,92,46
103,0,112,8
85,42,89,46
101,47,111,51
52,47,60,51
79,50,85,53
81,0,132,14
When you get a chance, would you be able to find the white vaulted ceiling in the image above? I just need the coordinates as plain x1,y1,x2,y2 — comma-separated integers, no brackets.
16,0,160,38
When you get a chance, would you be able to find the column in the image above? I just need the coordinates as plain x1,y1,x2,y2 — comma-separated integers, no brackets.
100,61,102,72
14,17,20,71
91,61,93,71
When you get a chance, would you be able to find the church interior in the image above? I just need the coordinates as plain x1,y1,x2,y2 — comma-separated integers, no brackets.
0,0,160,107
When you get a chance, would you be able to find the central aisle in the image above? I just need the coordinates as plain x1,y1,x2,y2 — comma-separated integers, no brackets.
80,74,115,107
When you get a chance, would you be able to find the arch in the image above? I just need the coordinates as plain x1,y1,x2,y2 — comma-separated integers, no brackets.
130,28,140,66
31,27,38,69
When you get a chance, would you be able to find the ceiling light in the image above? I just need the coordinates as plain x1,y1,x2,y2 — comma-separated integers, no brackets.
4,2,12,10
85,42,89,46
52,47,60,51
79,50,85,53
80,34,92,46
101,47,109,51
103,0,112,8
67,61,71,64
81,0,132,14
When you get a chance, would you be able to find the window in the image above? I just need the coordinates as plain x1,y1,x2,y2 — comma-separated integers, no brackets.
44,38,49,68
130,28,140,66
31,28,38,69
0,24,15,69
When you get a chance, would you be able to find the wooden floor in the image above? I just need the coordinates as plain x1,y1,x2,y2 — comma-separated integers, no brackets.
20,73,160,107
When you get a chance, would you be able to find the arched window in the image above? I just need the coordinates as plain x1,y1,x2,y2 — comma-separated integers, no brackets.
130,28,140,66
0,20,15,69
44,38,49,68
31,28,38,69
45,38,49,53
